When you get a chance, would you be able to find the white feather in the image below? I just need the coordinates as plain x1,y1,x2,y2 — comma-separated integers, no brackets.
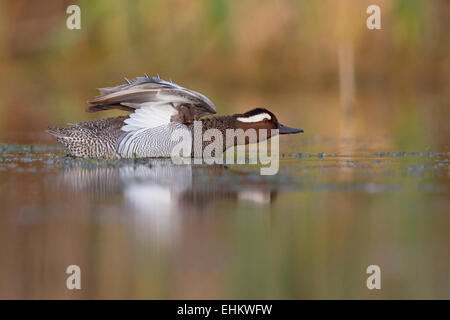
122,102,178,132
237,113,271,123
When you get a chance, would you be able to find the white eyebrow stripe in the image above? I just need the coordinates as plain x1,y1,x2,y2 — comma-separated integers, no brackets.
237,113,271,123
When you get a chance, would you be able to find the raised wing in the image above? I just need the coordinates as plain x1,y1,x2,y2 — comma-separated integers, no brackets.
87,75,217,125
121,102,178,132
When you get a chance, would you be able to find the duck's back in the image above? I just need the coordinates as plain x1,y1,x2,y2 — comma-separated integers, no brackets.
47,116,126,158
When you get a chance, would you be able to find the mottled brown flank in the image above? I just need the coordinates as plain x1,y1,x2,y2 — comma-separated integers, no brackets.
47,117,127,158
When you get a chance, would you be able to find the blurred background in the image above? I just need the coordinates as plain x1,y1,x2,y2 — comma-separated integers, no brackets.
0,0,448,148
0,0,449,299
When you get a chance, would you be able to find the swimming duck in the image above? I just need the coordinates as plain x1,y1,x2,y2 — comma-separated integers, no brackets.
47,75,303,158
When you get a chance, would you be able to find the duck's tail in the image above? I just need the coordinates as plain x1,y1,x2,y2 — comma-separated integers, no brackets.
46,125,84,157
46,117,126,158
46,126,70,139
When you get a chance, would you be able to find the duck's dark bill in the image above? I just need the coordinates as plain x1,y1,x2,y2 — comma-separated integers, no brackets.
278,123,304,134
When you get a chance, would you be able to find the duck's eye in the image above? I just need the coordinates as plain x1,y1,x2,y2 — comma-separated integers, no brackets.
263,118,269,123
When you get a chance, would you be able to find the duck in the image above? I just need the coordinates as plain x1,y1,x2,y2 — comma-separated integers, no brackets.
47,75,303,158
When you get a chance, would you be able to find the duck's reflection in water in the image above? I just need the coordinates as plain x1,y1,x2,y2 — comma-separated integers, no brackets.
59,159,280,244
61,160,278,209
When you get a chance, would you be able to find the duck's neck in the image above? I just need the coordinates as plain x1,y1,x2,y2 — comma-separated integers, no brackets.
187,116,237,152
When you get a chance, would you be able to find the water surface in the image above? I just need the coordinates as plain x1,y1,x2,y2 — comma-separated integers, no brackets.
0,136,448,299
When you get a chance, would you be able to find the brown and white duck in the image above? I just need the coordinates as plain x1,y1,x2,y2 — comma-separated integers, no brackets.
47,75,303,158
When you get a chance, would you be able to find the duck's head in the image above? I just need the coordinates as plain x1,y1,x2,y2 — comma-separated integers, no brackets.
234,108,304,135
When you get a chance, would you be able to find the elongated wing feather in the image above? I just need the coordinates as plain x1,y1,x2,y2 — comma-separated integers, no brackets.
87,75,217,119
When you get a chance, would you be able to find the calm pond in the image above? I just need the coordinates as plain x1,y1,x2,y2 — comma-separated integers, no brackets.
0,134,448,299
